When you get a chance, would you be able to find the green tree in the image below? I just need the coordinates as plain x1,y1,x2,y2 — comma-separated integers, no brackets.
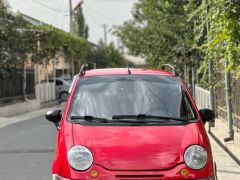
0,0,16,73
207,0,240,75
32,25,89,76
75,8,89,39
115,0,195,70
87,40,126,68
187,0,240,85
0,0,89,100
0,1,39,100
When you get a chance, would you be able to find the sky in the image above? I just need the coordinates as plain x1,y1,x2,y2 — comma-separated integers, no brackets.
6,0,138,44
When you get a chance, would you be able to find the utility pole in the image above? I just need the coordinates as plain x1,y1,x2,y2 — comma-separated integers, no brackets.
69,0,74,34
206,0,215,132
73,0,84,71
73,0,84,13
191,57,196,99
103,24,108,44
224,60,234,142
184,64,190,87
69,0,74,78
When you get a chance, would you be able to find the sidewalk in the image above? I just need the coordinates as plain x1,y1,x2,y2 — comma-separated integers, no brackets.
208,134,240,179
208,118,240,165
0,103,64,129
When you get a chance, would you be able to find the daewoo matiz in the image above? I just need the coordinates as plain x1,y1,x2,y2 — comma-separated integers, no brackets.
46,65,217,180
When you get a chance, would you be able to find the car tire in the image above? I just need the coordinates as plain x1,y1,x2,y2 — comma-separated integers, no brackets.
59,92,69,102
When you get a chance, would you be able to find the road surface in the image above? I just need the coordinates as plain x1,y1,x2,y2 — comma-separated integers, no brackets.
0,115,56,180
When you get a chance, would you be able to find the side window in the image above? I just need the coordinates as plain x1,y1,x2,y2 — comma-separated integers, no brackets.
180,91,196,119
56,80,63,86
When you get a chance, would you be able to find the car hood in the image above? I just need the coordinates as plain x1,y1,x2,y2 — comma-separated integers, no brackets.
72,123,200,171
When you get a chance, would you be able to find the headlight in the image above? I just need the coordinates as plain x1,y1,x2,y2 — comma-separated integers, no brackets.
184,145,208,170
68,145,93,171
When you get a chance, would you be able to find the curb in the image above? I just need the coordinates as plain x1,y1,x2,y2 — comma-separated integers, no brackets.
0,102,65,129
40,100,59,109
209,131,240,166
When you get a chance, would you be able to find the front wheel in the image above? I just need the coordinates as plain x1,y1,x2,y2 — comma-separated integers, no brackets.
59,92,68,102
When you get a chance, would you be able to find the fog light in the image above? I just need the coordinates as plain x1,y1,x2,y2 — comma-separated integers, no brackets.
90,169,99,178
180,168,189,177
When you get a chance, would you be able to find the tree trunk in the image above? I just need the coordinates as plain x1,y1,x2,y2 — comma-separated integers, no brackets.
22,62,27,101
53,57,56,100
191,60,195,99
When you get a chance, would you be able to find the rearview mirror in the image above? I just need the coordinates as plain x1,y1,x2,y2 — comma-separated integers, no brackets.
46,110,62,129
199,109,215,124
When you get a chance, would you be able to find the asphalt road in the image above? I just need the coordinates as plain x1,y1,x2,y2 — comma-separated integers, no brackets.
0,115,57,180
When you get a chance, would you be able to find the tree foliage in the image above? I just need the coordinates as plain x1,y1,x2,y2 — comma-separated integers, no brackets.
115,0,195,68
0,0,89,75
207,0,240,73
116,0,240,85
32,25,89,64
75,8,89,39
187,0,240,84
87,40,127,68
0,0,89,100
0,2,38,75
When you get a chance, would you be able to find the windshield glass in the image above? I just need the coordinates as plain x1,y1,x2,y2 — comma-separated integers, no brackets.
69,75,196,121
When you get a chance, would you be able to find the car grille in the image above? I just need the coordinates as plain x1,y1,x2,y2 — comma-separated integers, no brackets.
115,174,164,179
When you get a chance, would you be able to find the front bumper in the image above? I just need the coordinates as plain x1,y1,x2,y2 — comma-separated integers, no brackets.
53,162,216,180
53,174,215,180
53,174,70,180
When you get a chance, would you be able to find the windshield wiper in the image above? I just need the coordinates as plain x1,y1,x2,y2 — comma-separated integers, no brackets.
70,115,109,123
69,114,193,124
112,114,190,122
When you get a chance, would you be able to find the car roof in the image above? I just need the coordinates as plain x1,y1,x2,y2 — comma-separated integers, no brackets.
84,68,174,77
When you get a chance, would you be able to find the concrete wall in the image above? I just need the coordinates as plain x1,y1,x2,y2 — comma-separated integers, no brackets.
0,99,40,117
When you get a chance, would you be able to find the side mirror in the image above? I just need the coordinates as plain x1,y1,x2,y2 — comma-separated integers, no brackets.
199,109,215,124
46,110,62,129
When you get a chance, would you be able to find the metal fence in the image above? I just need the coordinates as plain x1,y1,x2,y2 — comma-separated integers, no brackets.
214,74,240,129
195,85,240,129
0,70,35,106
194,86,211,109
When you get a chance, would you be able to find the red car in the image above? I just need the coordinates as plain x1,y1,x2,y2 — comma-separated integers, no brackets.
46,65,217,180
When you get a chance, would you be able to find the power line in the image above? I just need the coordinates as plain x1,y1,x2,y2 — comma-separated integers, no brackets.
51,0,66,25
84,10,102,27
32,0,68,13
41,0,61,7
84,4,116,24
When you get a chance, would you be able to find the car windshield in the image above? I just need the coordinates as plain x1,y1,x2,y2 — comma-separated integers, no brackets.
69,75,196,121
